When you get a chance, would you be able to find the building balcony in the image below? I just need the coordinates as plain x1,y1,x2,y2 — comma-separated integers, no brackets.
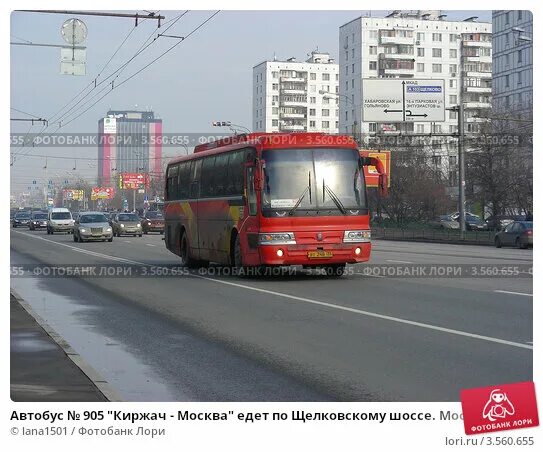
464,86,492,94
464,71,492,79
466,116,491,123
280,124,306,131
280,112,306,119
462,39,492,48
280,100,307,107
382,67,415,76
281,88,307,94
380,36,414,45
464,101,492,110
381,53,415,59
280,76,306,83
463,55,492,63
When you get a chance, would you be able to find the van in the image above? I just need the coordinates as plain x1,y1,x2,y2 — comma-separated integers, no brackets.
47,208,74,234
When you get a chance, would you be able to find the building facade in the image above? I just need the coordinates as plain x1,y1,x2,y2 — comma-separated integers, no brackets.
492,10,533,117
339,11,492,138
253,51,339,133
98,110,162,186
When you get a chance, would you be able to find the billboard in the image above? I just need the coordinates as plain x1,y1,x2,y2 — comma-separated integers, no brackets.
103,116,117,134
63,189,84,201
91,187,115,201
359,150,391,188
118,173,149,190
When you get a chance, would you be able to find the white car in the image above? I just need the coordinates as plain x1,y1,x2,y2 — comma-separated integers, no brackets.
47,208,74,234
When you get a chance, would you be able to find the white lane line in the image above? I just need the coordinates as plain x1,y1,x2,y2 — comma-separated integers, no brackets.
386,259,413,264
494,290,533,297
146,244,155,247
124,240,131,243
11,230,533,351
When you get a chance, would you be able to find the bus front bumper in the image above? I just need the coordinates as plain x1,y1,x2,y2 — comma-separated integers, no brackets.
258,242,371,266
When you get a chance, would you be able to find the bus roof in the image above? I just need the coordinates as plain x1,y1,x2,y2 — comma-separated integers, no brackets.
167,132,358,166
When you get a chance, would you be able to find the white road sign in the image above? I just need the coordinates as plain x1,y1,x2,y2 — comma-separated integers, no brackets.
362,79,445,122
103,117,117,134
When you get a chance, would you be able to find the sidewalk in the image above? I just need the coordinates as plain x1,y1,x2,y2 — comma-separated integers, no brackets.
10,292,107,402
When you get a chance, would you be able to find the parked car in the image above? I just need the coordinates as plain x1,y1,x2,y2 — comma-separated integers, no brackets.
494,221,533,249
73,212,113,243
111,212,143,237
464,214,488,231
47,208,74,234
485,215,523,231
29,211,48,230
12,211,31,228
141,210,165,234
428,215,460,230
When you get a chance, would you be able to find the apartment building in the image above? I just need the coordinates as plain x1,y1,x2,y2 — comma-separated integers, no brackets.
252,51,339,133
492,10,533,117
339,11,492,139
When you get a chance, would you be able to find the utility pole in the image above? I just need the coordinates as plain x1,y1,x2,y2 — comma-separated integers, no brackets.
458,36,466,239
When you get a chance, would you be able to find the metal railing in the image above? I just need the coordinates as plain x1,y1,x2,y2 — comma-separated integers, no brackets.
372,227,495,245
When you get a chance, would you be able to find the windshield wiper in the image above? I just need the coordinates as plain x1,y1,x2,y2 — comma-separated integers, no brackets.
288,171,312,215
322,179,347,215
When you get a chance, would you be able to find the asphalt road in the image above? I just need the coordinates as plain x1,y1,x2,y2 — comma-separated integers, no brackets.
10,227,533,401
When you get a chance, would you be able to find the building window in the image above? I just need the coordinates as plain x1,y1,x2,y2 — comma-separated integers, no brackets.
272,71,278,78
352,63,355,73
449,94,457,104
417,48,425,57
449,64,457,74
345,111,348,121
352,48,355,58
272,107,278,115
505,11,510,25
369,46,377,55
309,109,316,116
517,71,522,85
449,110,457,119
449,34,458,43
449,79,457,88
272,83,278,90
322,121,330,129
351,79,355,88
272,95,279,102
417,32,424,41
432,64,442,73
432,33,442,42
416,124,424,133
518,10,522,20
369,30,378,39
518,50,522,64
310,85,316,92
272,119,278,126
310,73,316,80
335,73,339,81
417,63,425,72
432,48,442,58
309,120,316,128
323,97,330,104
369,61,377,70
450,125,458,134
505,74,510,88
345,81,349,91
322,73,330,81
322,109,330,116
345,65,349,75
450,49,457,58
369,123,377,132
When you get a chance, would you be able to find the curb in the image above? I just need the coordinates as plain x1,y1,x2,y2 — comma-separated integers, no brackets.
10,288,123,402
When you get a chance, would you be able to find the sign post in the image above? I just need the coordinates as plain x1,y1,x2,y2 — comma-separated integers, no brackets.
362,79,445,123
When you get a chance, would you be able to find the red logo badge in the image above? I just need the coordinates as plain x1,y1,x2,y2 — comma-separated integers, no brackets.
460,381,539,435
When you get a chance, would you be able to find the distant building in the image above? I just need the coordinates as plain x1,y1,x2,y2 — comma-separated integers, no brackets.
492,10,533,117
339,11,492,138
97,110,162,186
252,51,339,133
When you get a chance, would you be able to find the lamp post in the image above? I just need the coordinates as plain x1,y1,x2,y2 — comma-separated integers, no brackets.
319,90,359,143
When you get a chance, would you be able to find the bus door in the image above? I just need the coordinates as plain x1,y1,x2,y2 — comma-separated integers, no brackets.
240,160,260,266
188,159,202,259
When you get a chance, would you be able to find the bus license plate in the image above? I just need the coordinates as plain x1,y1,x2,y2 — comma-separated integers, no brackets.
307,250,333,259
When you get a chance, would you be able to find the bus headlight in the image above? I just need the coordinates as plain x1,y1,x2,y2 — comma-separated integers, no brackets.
343,230,371,243
258,232,296,245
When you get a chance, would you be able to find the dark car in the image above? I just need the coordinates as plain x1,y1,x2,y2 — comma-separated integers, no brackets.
111,213,143,237
494,221,533,249
29,211,48,230
464,214,488,231
141,211,165,234
12,211,31,228
485,215,520,231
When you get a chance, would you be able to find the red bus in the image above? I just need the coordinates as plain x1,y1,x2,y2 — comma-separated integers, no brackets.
164,132,385,276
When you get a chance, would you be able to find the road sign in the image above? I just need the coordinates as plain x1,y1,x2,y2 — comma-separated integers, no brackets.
362,79,445,122
103,117,117,134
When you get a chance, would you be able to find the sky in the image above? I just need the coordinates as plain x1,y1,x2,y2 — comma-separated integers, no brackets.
10,9,492,193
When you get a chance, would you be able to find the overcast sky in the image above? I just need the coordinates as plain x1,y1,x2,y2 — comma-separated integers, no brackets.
10,10,492,191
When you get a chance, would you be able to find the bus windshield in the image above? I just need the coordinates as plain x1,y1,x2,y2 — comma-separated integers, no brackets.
262,148,366,213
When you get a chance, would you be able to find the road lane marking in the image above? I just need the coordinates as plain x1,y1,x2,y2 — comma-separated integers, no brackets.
494,290,532,297
12,230,533,351
146,244,155,247
386,259,413,264
124,240,131,243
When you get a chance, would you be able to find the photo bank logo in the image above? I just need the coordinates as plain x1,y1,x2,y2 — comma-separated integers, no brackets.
460,382,539,435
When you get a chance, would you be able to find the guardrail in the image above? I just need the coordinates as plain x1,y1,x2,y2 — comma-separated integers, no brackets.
372,227,495,245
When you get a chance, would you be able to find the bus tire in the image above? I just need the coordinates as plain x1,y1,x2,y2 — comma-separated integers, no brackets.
234,234,248,277
180,230,199,268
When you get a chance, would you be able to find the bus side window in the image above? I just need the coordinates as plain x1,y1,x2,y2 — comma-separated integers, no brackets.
178,163,190,199
214,153,229,197
201,157,216,198
167,164,179,200
246,166,257,216
189,160,202,199
226,151,244,196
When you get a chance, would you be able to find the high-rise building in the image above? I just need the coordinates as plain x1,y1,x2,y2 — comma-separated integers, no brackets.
98,110,162,186
339,11,492,139
492,10,533,117
252,51,339,133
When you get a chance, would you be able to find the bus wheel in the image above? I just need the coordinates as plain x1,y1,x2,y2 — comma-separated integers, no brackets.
180,231,198,268
324,264,346,277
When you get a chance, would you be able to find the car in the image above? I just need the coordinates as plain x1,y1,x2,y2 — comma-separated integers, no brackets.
464,214,488,231
72,212,81,222
47,208,74,234
29,211,48,230
111,212,143,237
428,215,459,230
485,215,523,231
12,211,31,228
73,212,113,243
141,210,165,234
494,221,533,249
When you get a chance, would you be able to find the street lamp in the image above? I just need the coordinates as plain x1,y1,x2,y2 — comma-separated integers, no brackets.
212,121,251,135
319,90,359,142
